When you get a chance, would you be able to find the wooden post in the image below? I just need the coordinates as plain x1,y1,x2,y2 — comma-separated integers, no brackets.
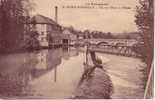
84,44,88,65
54,67,57,82
144,61,154,99
55,6,58,23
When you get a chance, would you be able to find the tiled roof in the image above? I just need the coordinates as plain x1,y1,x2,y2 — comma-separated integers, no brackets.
30,14,57,25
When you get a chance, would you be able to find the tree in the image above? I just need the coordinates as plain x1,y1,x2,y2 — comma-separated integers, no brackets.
0,0,34,52
134,0,153,89
106,32,113,39
24,31,40,49
83,30,90,39
135,0,153,66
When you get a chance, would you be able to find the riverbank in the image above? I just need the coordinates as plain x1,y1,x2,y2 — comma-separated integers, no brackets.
74,53,145,99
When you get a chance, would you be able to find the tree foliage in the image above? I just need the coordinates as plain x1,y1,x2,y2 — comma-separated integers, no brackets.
134,0,153,89
0,0,34,51
135,0,154,66
23,30,40,49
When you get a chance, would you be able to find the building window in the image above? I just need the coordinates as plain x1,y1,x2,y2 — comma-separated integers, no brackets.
41,37,44,41
41,37,47,41
41,32,44,35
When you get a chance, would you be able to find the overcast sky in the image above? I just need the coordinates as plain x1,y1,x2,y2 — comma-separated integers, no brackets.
32,0,139,33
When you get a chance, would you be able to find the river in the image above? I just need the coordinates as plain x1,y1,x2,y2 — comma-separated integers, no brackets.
0,47,144,99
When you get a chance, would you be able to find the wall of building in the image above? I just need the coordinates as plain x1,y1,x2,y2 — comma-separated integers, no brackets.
35,24,49,47
49,25,62,46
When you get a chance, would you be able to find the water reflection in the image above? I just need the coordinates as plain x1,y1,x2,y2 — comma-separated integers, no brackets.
0,47,113,99
62,47,79,60
31,49,62,79
0,47,80,98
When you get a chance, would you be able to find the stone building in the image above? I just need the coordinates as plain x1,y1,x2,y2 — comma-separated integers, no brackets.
27,14,62,47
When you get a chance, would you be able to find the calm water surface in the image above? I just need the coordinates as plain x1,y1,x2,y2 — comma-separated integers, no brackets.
0,47,113,99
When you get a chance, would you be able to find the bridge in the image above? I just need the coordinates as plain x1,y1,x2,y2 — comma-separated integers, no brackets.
77,39,140,57
83,39,138,46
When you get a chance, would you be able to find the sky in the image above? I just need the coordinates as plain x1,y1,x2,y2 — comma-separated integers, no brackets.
32,0,139,33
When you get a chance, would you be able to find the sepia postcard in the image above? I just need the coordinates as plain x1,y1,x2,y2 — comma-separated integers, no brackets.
0,0,154,99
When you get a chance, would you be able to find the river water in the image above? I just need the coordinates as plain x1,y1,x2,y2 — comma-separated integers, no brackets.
0,47,144,99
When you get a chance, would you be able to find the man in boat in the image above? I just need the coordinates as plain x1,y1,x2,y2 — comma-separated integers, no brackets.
83,45,103,78
89,49,103,69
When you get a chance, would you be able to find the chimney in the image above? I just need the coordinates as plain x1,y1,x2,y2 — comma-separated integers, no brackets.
55,6,58,23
